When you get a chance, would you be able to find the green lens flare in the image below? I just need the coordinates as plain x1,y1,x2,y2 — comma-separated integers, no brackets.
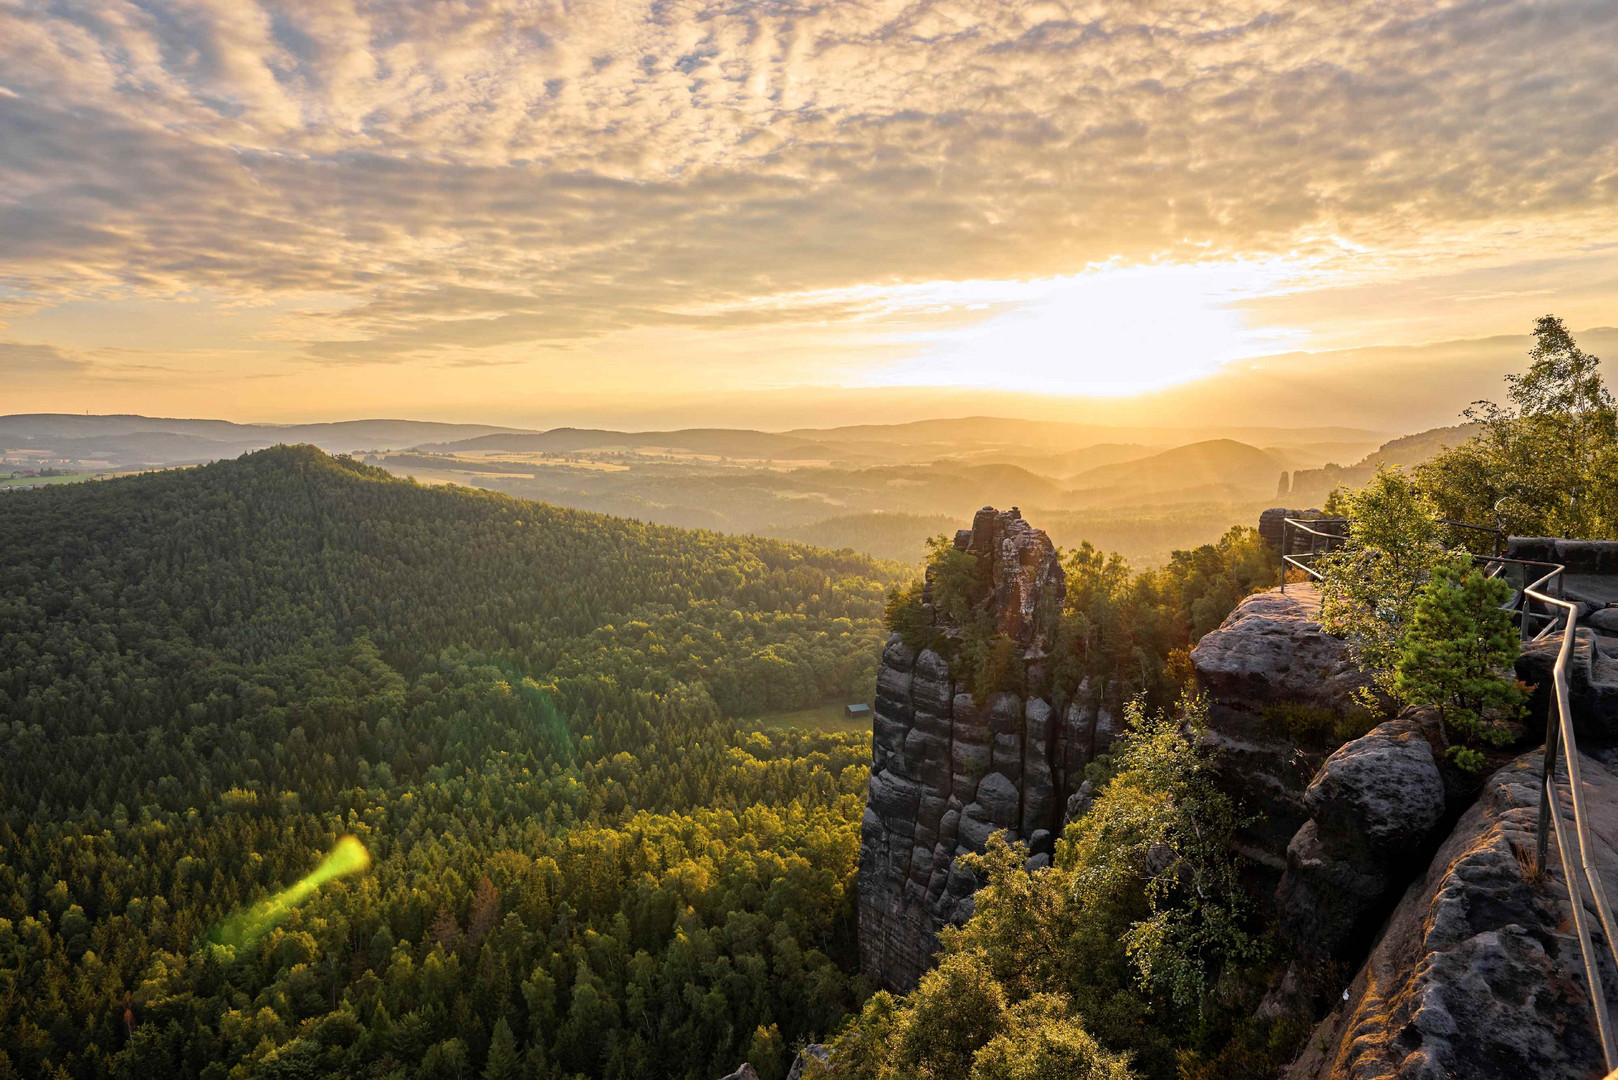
210,836,371,948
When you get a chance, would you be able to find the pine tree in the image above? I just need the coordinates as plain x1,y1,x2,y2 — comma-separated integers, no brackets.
484,1017,520,1080
1395,554,1525,770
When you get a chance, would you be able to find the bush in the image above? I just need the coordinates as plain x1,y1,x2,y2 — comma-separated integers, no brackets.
1261,702,1375,748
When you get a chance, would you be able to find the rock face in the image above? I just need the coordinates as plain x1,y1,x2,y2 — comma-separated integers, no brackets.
1257,508,1348,554
1287,752,1618,1080
1191,586,1374,887
1519,628,1618,742
859,507,1115,992
1265,711,1462,1015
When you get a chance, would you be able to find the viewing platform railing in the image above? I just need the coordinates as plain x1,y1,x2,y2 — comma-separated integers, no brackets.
1277,517,1618,1069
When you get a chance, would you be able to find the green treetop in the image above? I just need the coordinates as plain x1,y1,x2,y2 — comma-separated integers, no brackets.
1394,554,1525,771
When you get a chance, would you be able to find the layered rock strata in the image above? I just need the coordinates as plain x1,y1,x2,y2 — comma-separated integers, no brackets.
858,507,1117,992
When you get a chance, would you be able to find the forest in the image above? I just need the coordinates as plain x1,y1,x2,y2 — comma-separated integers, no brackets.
0,444,1283,1080
0,447,899,1080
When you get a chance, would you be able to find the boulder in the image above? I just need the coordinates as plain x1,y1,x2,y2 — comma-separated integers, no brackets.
970,772,1020,830
1269,711,1470,1013
1062,780,1095,827
1303,717,1445,856
1190,586,1370,716
1288,751,1618,1080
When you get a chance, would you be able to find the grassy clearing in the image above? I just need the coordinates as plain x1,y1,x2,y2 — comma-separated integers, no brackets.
0,473,109,489
748,701,874,736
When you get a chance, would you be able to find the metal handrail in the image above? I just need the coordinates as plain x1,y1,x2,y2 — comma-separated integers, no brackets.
1277,517,1346,592
1278,516,1616,1062
1527,579,1618,1068
1279,516,1506,593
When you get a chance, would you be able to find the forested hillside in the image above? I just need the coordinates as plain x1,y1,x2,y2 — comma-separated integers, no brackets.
0,446,903,1080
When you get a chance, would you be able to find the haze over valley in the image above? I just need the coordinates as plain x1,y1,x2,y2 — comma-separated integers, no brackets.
3,410,1484,566
5,2,1618,1079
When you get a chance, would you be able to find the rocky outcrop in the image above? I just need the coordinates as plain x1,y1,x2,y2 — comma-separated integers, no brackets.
1287,752,1618,1080
786,1045,828,1080
1191,585,1373,887
1191,586,1370,716
1257,508,1348,554
717,1065,761,1080
1519,628,1618,742
1262,710,1474,1018
859,507,1115,992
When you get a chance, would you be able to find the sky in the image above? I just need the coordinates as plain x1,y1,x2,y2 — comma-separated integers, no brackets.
2,0,1616,431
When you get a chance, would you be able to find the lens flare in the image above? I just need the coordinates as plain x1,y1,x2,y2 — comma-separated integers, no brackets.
210,836,371,948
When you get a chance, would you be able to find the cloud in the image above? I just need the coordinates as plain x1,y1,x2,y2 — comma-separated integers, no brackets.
0,0,1615,378
0,340,88,374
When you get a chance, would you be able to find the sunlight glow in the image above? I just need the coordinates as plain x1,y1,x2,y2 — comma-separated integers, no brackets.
871,260,1314,396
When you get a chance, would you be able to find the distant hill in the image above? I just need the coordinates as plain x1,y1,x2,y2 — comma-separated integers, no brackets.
422,427,839,459
0,414,528,464
783,416,1386,449
1356,423,1482,469
1067,439,1286,501
956,442,1159,477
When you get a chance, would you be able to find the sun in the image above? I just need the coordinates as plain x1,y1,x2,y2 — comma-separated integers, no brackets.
874,259,1314,397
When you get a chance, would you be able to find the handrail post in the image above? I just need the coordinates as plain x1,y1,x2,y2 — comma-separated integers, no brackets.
1280,519,1288,594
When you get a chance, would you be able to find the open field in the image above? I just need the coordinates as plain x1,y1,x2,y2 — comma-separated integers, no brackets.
746,700,875,736
0,473,109,489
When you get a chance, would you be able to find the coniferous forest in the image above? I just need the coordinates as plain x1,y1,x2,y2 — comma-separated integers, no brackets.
0,446,1274,1080
0,447,899,1080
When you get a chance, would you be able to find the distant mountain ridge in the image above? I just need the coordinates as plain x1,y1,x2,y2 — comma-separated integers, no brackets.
0,414,531,466
421,427,840,459
1066,439,1287,502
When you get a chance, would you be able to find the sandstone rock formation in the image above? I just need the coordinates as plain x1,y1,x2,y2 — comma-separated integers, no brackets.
1195,541,1618,1070
1257,508,1347,554
1287,752,1618,1080
1263,710,1475,1018
1519,628,1618,742
858,507,1117,992
1190,585,1373,886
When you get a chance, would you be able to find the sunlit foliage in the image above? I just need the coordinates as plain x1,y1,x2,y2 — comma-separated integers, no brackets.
0,446,905,1080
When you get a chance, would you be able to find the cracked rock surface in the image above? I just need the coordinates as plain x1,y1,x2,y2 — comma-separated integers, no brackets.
1287,752,1618,1080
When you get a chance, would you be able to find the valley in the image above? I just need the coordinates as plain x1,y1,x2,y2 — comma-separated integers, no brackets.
1,413,1478,568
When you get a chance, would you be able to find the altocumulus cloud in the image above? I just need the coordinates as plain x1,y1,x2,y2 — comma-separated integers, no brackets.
1,0,1616,363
